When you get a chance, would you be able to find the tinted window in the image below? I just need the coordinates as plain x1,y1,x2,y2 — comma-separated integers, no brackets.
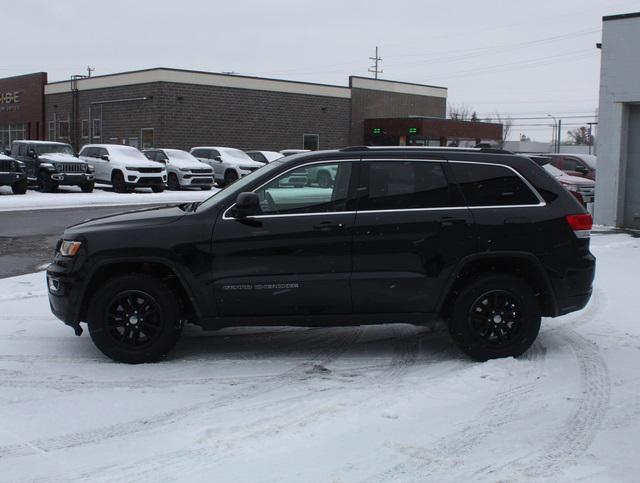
360,161,452,211
18,144,27,156
450,162,539,206
210,150,220,158
247,152,267,163
562,157,580,170
255,162,352,215
191,149,205,158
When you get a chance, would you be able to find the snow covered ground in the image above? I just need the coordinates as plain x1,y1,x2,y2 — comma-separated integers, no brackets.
0,231,638,482
0,185,217,212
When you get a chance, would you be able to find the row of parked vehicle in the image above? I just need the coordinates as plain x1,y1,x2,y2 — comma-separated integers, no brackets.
0,141,309,195
529,153,596,207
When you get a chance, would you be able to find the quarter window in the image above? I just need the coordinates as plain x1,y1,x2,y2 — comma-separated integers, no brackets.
450,163,539,206
255,162,352,215
360,161,453,211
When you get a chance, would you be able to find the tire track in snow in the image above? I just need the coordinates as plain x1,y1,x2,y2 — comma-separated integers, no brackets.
0,326,366,459
475,329,610,481
366,340,547,483
66,325,446,483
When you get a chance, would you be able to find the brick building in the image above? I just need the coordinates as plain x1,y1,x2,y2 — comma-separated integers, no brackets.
1,67,502,152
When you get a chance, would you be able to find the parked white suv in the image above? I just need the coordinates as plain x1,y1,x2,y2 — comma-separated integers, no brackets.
79,144,167,193
190,146,264,187
142,148,215,191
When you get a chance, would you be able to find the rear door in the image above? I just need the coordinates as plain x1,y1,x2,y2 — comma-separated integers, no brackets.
351,159,475,314
211,159,357,317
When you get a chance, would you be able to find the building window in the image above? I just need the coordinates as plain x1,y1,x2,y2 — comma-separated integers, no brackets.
59,120,70,139
303,134,319,151
92,119,101,139
48,121,55,141
141,128,154,149
81,120,89,138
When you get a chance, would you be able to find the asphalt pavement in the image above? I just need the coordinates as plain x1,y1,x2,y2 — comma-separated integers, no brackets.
0,204,165,278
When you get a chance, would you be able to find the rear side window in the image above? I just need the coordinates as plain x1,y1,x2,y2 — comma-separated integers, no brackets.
191,149,205,158
450,162,540,206
360,161,453,211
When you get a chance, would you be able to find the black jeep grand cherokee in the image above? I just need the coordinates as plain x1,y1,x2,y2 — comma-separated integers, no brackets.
47,147,595,363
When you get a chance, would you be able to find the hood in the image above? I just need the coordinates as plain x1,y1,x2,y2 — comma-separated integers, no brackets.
556,173,595,186
64,205,187,235
232,159,264,169
118,158,166,169
40,153,85,164
168,159,213,170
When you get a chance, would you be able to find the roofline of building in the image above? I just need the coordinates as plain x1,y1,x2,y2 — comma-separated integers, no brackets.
43,67,448,100
349,76,447,99
0,72,47,82
45,67,353,98
603,11,640,21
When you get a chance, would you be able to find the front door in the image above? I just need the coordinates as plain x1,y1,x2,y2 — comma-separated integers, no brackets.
351,159,475,314
211,160,357,317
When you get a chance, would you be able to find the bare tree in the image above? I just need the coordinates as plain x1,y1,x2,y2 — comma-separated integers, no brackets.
448,103,473,121
567,126,593,145
492,112,512,147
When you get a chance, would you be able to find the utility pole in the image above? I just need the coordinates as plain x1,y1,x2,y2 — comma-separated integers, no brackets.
368,46,382,80
87,66,95,78
587,121,597,154
557,119,562,153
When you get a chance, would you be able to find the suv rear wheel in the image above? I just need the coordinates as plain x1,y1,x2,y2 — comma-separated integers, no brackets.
448,274,541,361
87,274,182,363
167,173,180,191
224,170,238,187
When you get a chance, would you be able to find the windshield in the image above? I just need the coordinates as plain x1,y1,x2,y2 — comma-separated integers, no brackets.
111,147,150,162
165,149,199,162
197,159,285,211
35,144,74,155
221,148,254,161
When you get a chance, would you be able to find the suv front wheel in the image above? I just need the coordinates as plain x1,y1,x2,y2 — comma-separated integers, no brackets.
87,274,182,363
448,274,541,361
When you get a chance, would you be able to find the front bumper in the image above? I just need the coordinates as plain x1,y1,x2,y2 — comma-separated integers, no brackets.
180,174,214,186
46,263,85,334
50,172,95,185
0,171,27,185
125,174,167,186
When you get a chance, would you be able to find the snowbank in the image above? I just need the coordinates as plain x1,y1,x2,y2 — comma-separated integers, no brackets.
0,232,638,481
0,185,218,212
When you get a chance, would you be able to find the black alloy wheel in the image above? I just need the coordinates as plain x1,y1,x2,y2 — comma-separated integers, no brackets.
449,274,541,361
81,181,95,193
468,290,522,345
105,290,163,349
87,274,182,363
112,171,128,193
151,184,165,193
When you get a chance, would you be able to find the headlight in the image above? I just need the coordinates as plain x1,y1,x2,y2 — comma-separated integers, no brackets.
87,164,95,173
59,240,82,257
40,162,54,170
179,168,191,173
563,183,579,192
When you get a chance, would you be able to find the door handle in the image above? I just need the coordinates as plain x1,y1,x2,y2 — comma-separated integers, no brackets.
313,221,345,232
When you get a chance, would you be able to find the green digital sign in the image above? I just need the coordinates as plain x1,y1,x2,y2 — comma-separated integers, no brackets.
372,127,382,134
408,127,419,134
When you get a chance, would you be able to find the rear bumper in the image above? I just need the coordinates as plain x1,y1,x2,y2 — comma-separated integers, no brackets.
551,252,596,316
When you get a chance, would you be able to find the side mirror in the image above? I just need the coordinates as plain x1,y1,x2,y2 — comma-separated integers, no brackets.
574,165,588,174
27,149,36,158
232,192,260,218
101,154,110,161
214,156,223,162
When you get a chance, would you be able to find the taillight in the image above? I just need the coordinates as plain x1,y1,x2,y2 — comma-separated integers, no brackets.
565,213,592,239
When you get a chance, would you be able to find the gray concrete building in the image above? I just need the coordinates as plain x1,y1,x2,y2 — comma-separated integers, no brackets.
42,69,447,152
595,12,640,228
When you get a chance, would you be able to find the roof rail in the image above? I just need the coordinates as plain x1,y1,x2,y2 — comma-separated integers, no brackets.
338,145,513,154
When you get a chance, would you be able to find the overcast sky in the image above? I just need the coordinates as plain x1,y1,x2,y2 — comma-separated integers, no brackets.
6,0,639,141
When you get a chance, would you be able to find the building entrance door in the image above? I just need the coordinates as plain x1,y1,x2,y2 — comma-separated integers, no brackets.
624,105,640,229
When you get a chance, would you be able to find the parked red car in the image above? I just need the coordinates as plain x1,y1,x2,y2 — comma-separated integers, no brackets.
546,153,596,180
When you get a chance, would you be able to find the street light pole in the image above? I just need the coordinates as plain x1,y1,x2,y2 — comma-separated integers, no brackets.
547,114,558,153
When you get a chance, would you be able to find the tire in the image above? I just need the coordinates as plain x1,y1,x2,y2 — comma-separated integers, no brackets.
81,181,95,193
448,274,541,361
11,179,27,195
200,186,212,191
167,174,180,191
317,170,332,188
87,274,182,364
224,170,239,187
38,171,58,193
151,185,165,193
112,171,128,193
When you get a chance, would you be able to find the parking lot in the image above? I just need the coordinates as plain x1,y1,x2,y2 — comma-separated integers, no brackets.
0,230,638,482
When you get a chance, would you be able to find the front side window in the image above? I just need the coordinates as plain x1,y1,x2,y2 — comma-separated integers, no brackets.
450,162,540,206
360,161,452,211
255,162,352,215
